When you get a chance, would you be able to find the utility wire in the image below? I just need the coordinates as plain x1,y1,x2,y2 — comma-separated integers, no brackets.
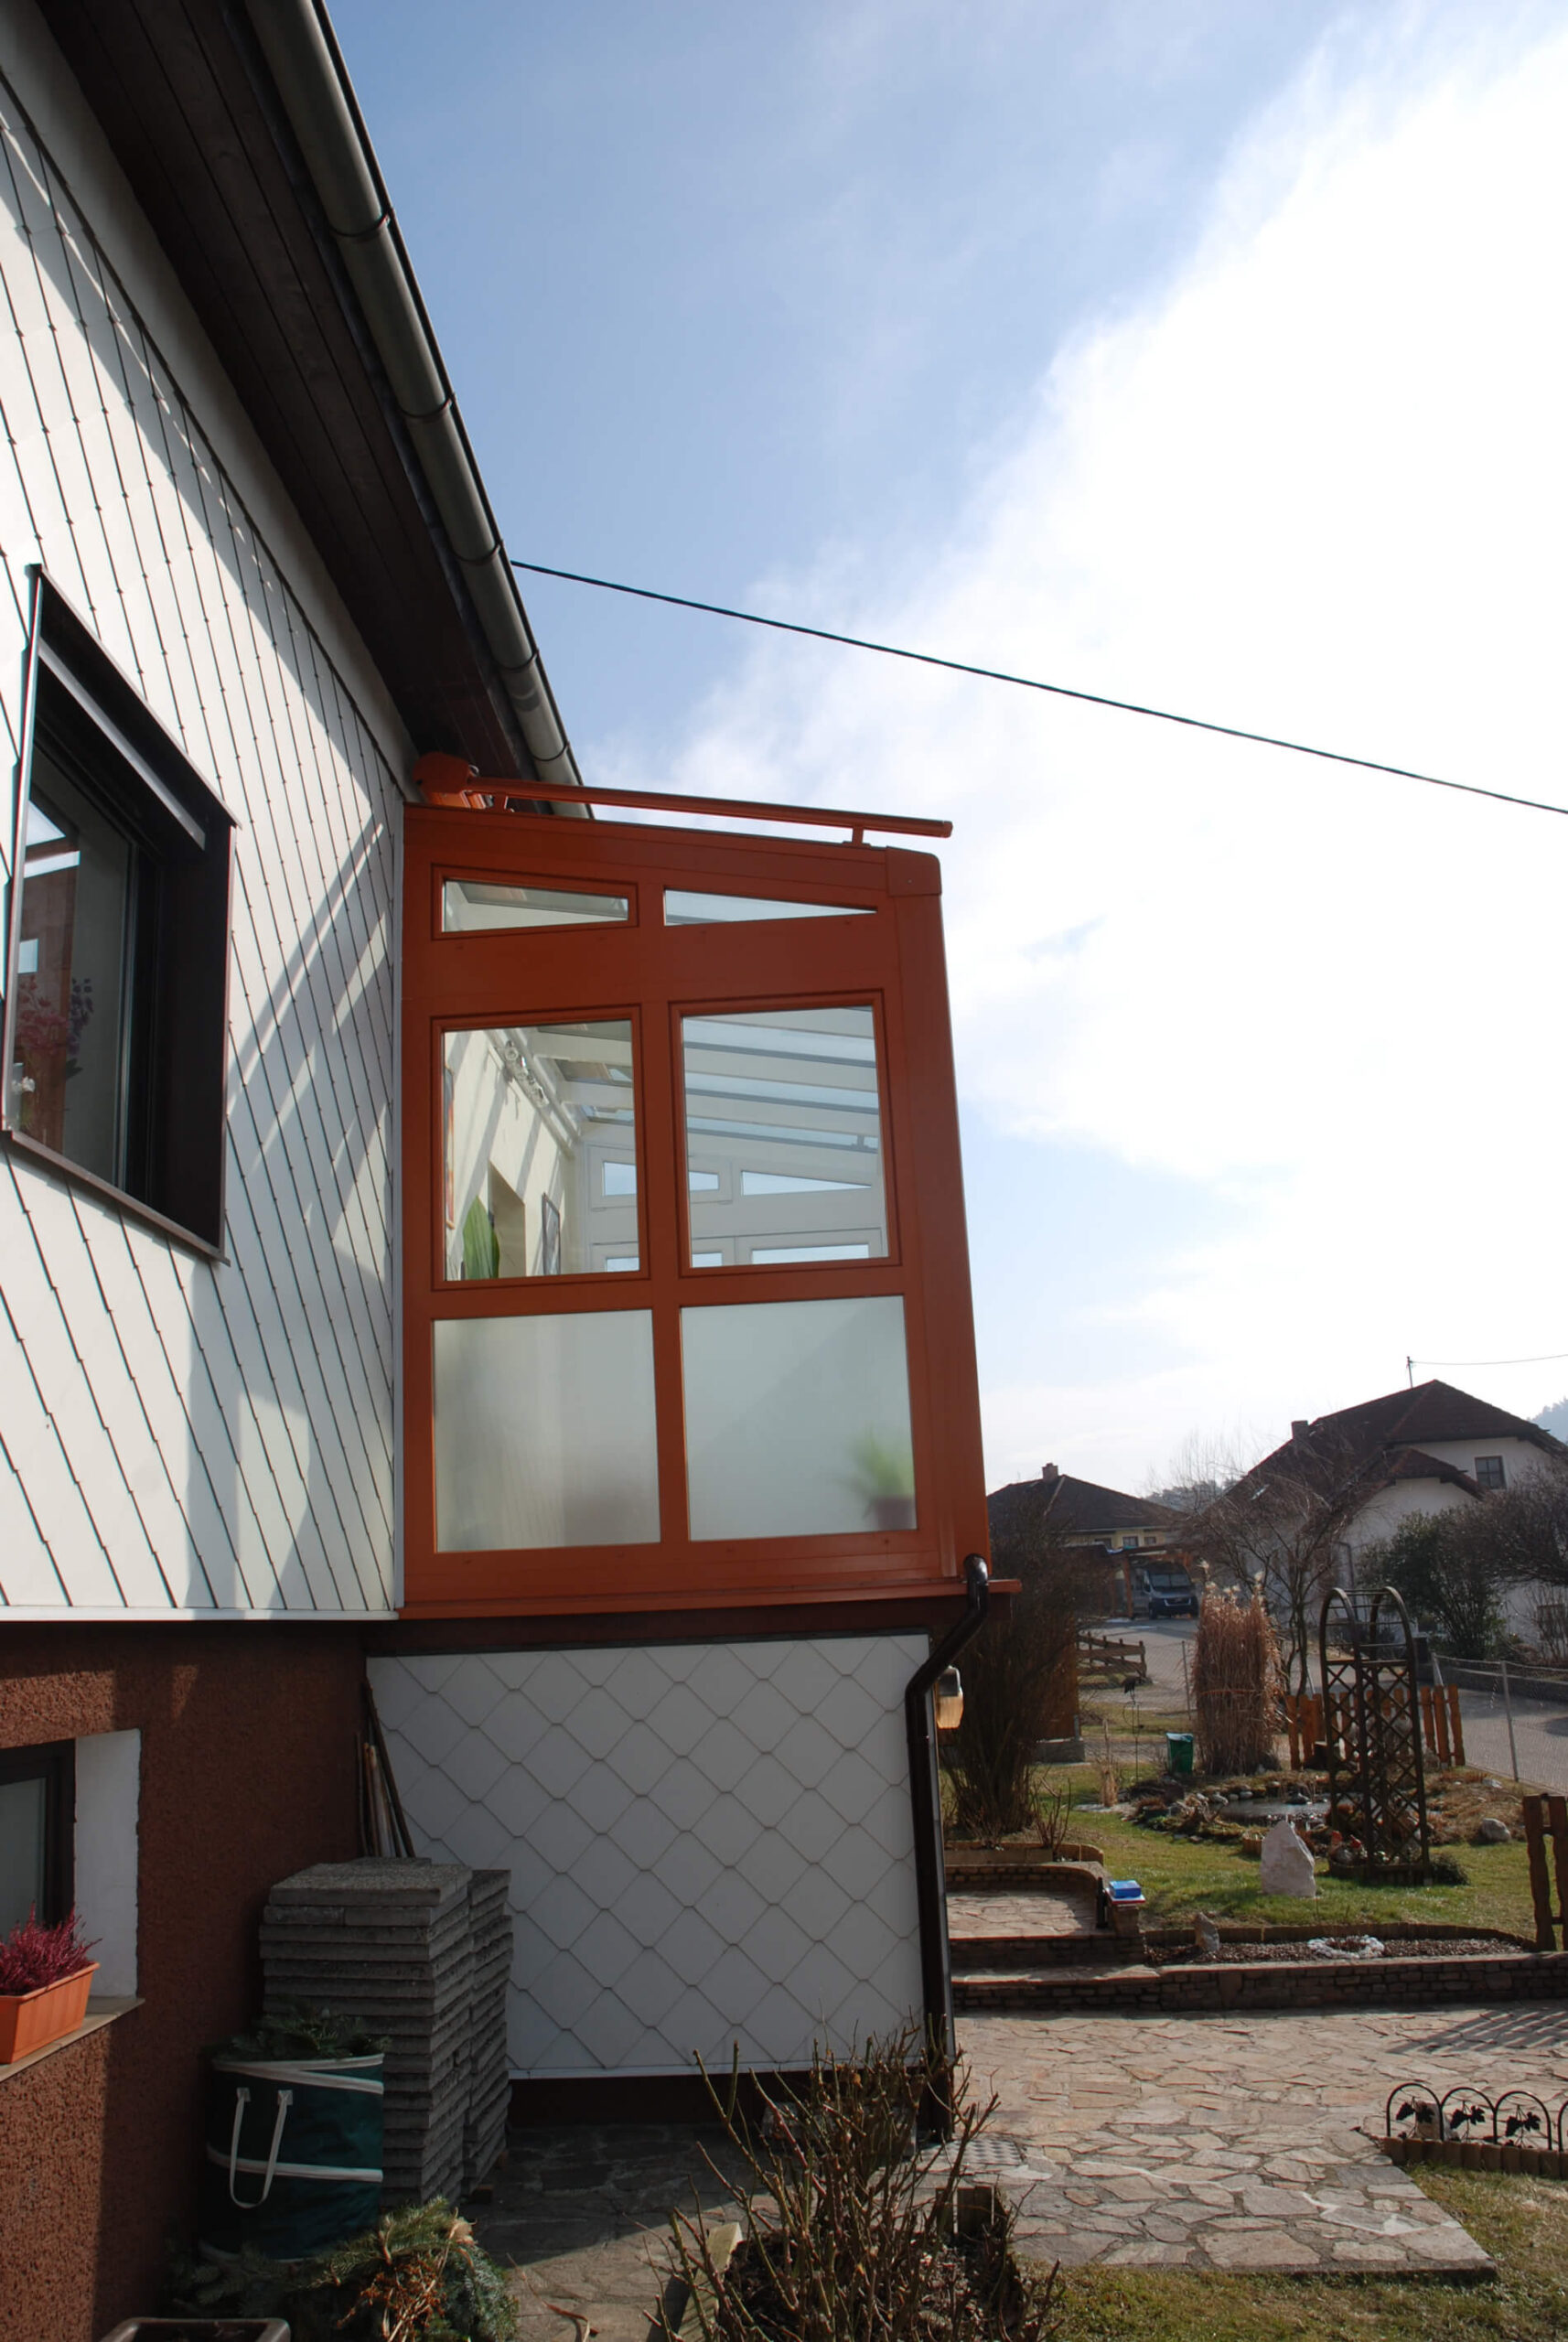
1410,1351,1568,1370
513,558,1568,821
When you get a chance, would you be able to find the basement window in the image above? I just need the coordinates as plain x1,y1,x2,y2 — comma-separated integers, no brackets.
3,584,234,1252
0,1740,74,1937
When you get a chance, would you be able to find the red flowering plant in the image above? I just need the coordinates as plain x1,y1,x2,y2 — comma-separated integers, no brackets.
0,1909,98,1994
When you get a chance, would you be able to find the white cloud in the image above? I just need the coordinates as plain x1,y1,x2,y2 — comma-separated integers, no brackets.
603,6,1568,1486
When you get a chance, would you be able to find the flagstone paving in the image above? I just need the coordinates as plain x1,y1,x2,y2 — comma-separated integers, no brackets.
948,1885,1099,1937
475,2002,1568,2326
960,2000,1568,2272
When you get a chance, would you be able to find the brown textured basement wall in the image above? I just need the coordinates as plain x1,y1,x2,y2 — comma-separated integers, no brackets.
0,1623,363,2342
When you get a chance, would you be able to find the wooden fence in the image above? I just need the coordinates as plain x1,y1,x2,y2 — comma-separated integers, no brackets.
1078,1629,1147,1678
1523,1794,1568,1950
1283,1684,1465,1770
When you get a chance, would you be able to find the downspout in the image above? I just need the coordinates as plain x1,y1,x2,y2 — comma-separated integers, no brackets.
904,1554,990,2080
242,0,586,809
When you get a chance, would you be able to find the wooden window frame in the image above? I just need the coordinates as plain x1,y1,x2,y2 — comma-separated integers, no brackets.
402,804,989,1619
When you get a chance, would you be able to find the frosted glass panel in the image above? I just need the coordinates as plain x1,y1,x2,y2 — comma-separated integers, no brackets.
443,878,628,931
665,889,872,925
682,1295,915,1541
434,1311,659,1550
683,1006,887,1267
444,1020,637,1278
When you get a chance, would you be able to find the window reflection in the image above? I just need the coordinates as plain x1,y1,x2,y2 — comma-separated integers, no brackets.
443,878,628,932
682,1006,886,1267
11,759,135,1186
444,1018,638,1278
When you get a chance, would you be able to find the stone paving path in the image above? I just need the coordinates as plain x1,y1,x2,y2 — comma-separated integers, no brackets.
961,2000,1568,2272
949,1886,1098,1938
474,2122,746,2342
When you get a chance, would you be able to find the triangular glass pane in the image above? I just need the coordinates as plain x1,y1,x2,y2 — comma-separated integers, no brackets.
664,889,872,925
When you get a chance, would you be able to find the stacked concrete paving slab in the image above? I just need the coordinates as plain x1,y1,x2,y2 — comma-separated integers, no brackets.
262,1858,510,2203
466,1870,512,2187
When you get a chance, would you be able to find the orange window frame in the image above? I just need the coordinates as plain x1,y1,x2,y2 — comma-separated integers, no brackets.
401,803,989,1618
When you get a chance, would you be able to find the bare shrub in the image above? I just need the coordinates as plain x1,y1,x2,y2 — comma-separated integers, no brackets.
657,2026,1058,2342
944,1539,1093,1842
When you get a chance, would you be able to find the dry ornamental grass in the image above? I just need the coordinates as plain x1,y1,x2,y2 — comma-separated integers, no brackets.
1191,1591,1282,1776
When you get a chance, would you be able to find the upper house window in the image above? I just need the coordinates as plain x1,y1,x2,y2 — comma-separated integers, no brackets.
1476,1456,1506,1491
3,583,234,1252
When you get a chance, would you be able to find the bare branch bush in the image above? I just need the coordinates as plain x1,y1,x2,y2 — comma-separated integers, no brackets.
944,1520,1096,1841
656,2026,1059,2342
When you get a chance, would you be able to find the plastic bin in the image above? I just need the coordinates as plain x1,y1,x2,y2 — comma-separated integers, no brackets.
1165,1731,1195,1776
199,2049,382,2261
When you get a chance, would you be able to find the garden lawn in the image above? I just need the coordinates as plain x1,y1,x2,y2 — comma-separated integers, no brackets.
1053,2167,1568,2340
1056,1788,1539,1940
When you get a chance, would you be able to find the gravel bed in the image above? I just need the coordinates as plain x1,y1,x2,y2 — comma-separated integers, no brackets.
1148,1934,1513,1966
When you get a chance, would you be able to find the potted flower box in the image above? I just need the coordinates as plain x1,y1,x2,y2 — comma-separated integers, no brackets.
0,1911,99,2064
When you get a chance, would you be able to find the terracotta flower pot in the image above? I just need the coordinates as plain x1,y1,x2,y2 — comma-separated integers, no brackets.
0,1961,98,2063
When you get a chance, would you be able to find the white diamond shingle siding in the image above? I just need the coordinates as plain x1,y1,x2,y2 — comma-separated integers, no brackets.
368,1638,926,2077
0,50,402,1614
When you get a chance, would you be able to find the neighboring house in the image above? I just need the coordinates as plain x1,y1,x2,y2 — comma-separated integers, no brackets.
1249,1380,1568,1570
0,5,992,2332
988,1463,1190,1615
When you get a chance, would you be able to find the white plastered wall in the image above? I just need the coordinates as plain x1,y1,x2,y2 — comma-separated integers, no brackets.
369,1636,926,2078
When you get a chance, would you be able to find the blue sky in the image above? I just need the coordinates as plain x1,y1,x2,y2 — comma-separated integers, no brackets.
338,0,1568,1490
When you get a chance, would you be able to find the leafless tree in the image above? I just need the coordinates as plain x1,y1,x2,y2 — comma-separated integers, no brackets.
1180,1426,1390,1694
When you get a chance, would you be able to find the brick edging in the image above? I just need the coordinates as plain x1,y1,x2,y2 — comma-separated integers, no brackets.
954,1951,1568,2014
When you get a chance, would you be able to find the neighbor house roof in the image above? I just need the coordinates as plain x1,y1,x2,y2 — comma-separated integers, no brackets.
1237,1379,1566,1509
1380,1447,1482,1496
987,1468,1186,1553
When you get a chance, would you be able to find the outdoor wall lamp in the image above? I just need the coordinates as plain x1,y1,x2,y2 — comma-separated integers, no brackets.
934,1666,964,1730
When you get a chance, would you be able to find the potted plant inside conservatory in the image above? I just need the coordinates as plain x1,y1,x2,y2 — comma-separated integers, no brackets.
0,1910,98,2063
848,1431,917,1531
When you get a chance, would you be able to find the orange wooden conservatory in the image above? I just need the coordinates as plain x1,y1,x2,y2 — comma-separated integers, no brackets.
374,757,996,2106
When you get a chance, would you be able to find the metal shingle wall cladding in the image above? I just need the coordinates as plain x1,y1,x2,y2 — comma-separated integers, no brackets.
0,70,399,1613
368,1637,927,2078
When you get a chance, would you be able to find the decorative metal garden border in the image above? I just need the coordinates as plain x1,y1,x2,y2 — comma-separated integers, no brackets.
1385,2080,1564,2148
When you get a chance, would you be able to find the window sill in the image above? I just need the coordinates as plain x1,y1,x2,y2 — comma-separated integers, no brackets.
0,1128,226,1261
0,1994,141,2083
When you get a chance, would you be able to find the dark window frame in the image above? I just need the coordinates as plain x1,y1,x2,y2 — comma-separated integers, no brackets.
0,1738,75,1930
2,572,236,1255
1476,1455,1507,1491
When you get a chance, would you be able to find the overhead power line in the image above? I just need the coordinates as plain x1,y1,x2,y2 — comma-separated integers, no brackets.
513,558,1568,822
1409,1350,1568,1371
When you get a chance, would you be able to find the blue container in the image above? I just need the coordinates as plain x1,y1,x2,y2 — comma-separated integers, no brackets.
199,2049,383,2261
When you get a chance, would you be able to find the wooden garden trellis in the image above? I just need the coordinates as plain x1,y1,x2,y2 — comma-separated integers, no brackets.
1522,1794,1568,1950
1318,1585,1432,1878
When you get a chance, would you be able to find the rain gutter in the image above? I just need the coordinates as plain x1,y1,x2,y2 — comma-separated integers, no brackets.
243,0,585,804
905,1554,990,2078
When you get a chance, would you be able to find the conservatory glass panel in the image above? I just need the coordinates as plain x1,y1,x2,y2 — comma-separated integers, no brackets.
444,1019,638,1278
443,877,628,932
433,1311,660,1550
665,889,872,925
682,1295,915,1541
682,1005,886,1266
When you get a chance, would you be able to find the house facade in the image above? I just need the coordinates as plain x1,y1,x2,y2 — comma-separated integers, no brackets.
1253,1380,1568,1568
0,5,993,2333
988,1464,1189,1616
